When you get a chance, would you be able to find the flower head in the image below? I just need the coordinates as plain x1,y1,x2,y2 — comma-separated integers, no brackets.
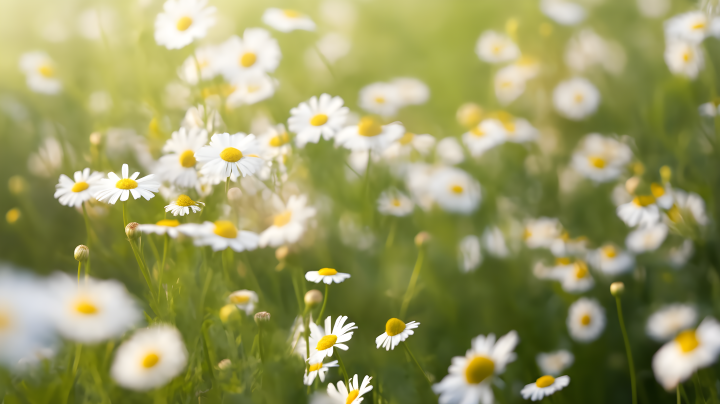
647,304,698,342
475,31,520,63
179,221,259,252
19,51,62,94
155,127,208,188
377,189,414,217
552,77,600,120
288,94,349,148
305,268,351,285
567,298,605,343
307,316,357,363
228,290,259,316
54,168,104,208
259,195,317,248
335,117,404,152
327,374,373,404
154,0,216,50
94,164,160,204
165,194,204,216
521,375,570,401
262,8,316,32
375,318,419,351
195,132,263,179
304,360,337,386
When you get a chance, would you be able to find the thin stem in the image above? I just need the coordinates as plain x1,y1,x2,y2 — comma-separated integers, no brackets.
257,324,266,364
129,238,157,306
402,341,432,388
400,248,425,319
385,218,398,249
334,350,349,388
77,261,82,284
615,296,637,404
363,151,373,201
158,235,169,300
291,268,304,314
316,284,329,325
677,385,680,404
313,43,336,81
81,204,92,276
122,201,128,228
225,177,230,196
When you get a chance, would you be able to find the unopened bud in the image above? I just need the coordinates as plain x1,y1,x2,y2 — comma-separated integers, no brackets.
456,103,483,128
227,187,243,203
610,282,625,297
660,165,672,184
625,177,640,195
415,231,431,247
125,222,140,239
219,304,239,323
89,132,102,146
218,358,232,370
275,246,289,261
74,245,89,262
254,311,271,324
8,176,26,195
304,289,323,307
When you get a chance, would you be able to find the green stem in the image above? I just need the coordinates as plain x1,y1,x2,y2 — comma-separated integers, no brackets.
385,218,398,249
615,296,637,404
313,43,337,81
122,200,128,228
258,324,265,364
677,385,680,404
225,177,230,196
158,235,169,301
77,262,82,284
363,151,373,202
334,350,349,388
316,284,329,325
402,341,432,388
81,204,92,277
400,248,425,319
129,238,157,306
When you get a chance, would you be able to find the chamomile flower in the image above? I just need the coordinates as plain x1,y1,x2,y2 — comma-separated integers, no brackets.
540,0,586,25
482,226,510,258
536,350,575,376
137,219,185,238
262,8,316,32
307,316,357,363
668,239,695,268
699,100,720,117
358,83,402,117
288,94,349,148
652,317,720,390
226,73,278,107
54,168,104,208
617,196,660,227
28,137,64,178
182,104,224,133
523,217,563,249
664,41,704,79
257,124,292,160
155,127,207,188
382,132,436,160
195,132,263,179
218,29,281,81
111,325,188,391
475,31,520,63
47,272,141,343
571,134,632,183
154,0,216,50
327,374,373,404
552,77,600,121
458,235,482,273
304,360,338,385
335,117,404,152
669,189,708,226
567,298,606,343
626,223,668,253
377,189,414,217
429,166,482,214
305,268,351,284
228,290,258,316
433,330,519,404
586,244,635,276
392,77,430,106
178,45,221,85
555,260,594,293
165,194,204,216
664,11,711,44
19,51,62,94
462,120,506,157
647,304,698,342
494,64,527,105
436,137,466,165
375,318,420,351
94,164,160,204
179,221,259,252
521,375,570,401
259,195,317,248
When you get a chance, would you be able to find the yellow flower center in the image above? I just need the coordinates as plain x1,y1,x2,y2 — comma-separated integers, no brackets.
37,64,54,78
240,52,257,68
345,390,359,404
0,311,11,330
75,299,98,315
633,195,656,207
536,375,555,388
580,313,591,326
156,219,180,227
374,96,386,104
310,113,328,126
269,132,290,147
142,352,160,368
220,147,243,162
179,150,197,168
587,156,606,169
555,257,571,266
72,181,89,193
471,127,485,137
391,199,401,207
650,182,665,198
283,9,301,18
316,334,338,350
491,44,503,55
116,178,138,190
308,363,323,372
465,356,495,384
691,21,706,30
318,268,338,276
450,185,464,194
273,210,292,227
213,221,238,239
574,93,584,103
574,261,588,279
399,132,414,145
676,330,699,353
176,16,193,31
357,117,383,137
682,51,691,62
385,318,406,336
230,294,250,304
602,245,617,258
667,205,683,223
175,194,195,207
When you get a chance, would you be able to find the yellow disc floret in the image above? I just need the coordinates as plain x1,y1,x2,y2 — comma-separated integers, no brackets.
399,132,414,145
465,356,495,384
316,335,338,350
450,185,464,194
273,211,292,227
310,114,329,126
213,221,238,239
587,156,606,169
176,16,193,31
308,363,323,372
345,390,359,404
116,178,138,190
156,219,180,227
602,245,617,258
318,268,338,276
385,318,406,337
283,9,300,18
230,294,250,304
580,314,591,326
633,195,656,207
240,52,257,68
75,299,98,315
175,194,195,207
179,150,197,168
535,375,555,388
72,181,89,193
142,352,160,368
676,330,699,353
220,147,243,162
357,117,382,137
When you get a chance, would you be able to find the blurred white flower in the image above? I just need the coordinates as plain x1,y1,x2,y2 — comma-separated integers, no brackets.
552,78,600,120
304,360,338,385
494,65,527,105
335,117,404,152
28,137,63,178
625,223,668,253
327,374,373,404
138,219,185,238
88,91,113,114
587,244,635,276
218,29,281,81
307,316,357,363
226,73,278,107
95,164,160,204
391,77,430,106
377,189,414,217
436,137,465,165
195,132,263,179
475,31,520,63
154,0,216,50
54,168,104,208
462,120,506,157
19,52,62,95
262,8,316,32
524,217,563,249
571,134,632,183
637,0,670,18
307,32,352,69
77,7,117,41
664,11,712,44
699,101,720,117
482,226,510,258
556,260,594,293
565,29,626,75
228,290,259,316
179,221,259,252
458,235,482,272
182,104,224,134
259,194,316,248
618,196,660,227
669,189,708,226
289,94,349,148
664,40,704,79
178,45,222,85
521,375,570,401
257,124,292,160
156,127,207,188
668,239,695,268
647,304,698,342
537,350,575,376
567,298,605,343
429,166,482,214
319,0,357,31
540,0,586,25
382,132,436,160
358,82,402,117
163,82,191,110
375,318,419,351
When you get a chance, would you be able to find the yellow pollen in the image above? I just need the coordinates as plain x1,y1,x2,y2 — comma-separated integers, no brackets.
491,44,503,55
37,64,54,78
75,299,98,315
691,21,706,30
399,132,414,145
179,150,197,168
269,133,290,147
450,185,464,194
633,195,656,207
0,311,11,330
213,221,238,239
142,352,160,368
71,181,89,193
316,334,337,350
580,313,591,326
536,375,555,388
374,96,386,104
116,178,138,190
273,210,292,227
283,9,301,18
667,205,683,223
587,156,606,169
574,93,584,103
346,390,359,404
391,199,401,207
156,219,180,227
676,330,699,353
308,363,323,372
310,114,328,126
176,16,193,31
357,117,383,137
500,81,513,89
385,318,406,336
602,245,617,258
220,147,243,162
240,52,257,68
555,257,571,266
6,208,20,224
175,194,195,207
230,294,251,304
574,261,588,279
465,356,495,384
523,228,532,240
682,52,691,62
318,268,338,276
650,182,665,198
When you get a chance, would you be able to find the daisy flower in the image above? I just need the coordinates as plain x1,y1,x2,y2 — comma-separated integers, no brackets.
165,194,204,216
626,223,668,253
567,298,606,343
218,29,281,81
305,268,351,284
179,221,259,252
137,219,185,238
540,0,586,26
668,189,708,226
521,375,570,401
307,316,357,363
377,189,414,217
154,0,216,50
259,195,317,248
155,127,207,188
436,137,466,165
537,350,574,376
523,217,563,249
94,164,160,204
433,330,519,404
652,317,720,390
54,168,104,208
647,304,698,342
668,239,695,268
327,374,373,404
699,100,720,117
617,196,660,227
651,182,674,209
482,226,509,258
47,272,141,343
664,11,711,44
358,83,402,117
375,318,419,351
28,137,63,178
178,45,222,85
475,31,520,63
556,260,594,293
335,117,404,152
304,360,338,386
182,104,224,133
257,124,292,160
571,134,632,183
494,64,528,105
288,94,349,148
111,325,188,391
195,132,263,179
429,166,482,214
19,51,62,94
226,73,278,107
458,235,482,273
381,131,436,160
587,244,635,276
462,120,506,157
552,77,600,121
262,8,316,32
228,290,258,316
664,41,704,79
392,77,430,106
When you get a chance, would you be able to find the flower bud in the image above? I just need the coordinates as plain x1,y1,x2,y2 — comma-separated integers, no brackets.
304,289,323,307
74,245,89,263
414,231,431,247
227,187,243,203
456,103,483,128
625,177,640,195
610,282,625,297
275,246,289,261
218,358,232,370
8,176,26,195
125,222,140,239
219,304,239,323
660,165,672,184
89,132,102,146
254,311,271,324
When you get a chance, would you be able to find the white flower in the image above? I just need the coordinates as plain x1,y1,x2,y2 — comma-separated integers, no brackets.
288,94,349,148
567,298,606,343
571,134,632,183
94,164,160,204
375,318,419,351
327,374,373,404
664,11,711,44
521,375,570,401
305,268,351,285
540,0,586,25
54,168,104,208
482,226,509,258
259,195,317,248
226,73,278,107
111,325,188,391
436,137,466,165
652,317,720,390
669,189,708,226
429,166,482,214
462,120,506,157
668,239,695,268
304,360,338,386
382,132,436,160
358,82,402,117
626,223,668,253
335,117,404,152
552,260,594,293
699,101,720,117
155,127,207,188
308,32,352,67
497,115,538,143
475,31,520,63
307,316,357,363
178,45,221,85
48,273,141,343
553,78,600,120
19,52,62,94
391,77,430,106
262,8,316,32
28,137,63,178
458,235,482,273
664,40,704,79
137,219,186,238
195,132,263,179
154,0,216,50
228,290,258,316
179,221,259,252
617,196,660,227
647,304,698,342
587,244,635,276
536,350,574,376
524,217,563,249
494,65,527,105
433,331,519,404
218,29,281,81
165,194,204,216
377,190,414,217
182,104,224,133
